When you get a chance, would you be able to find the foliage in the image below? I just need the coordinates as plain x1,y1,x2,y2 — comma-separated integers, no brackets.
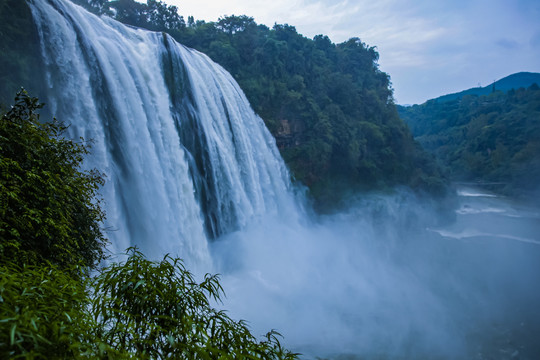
69,0,447,208
0,262,94,359
72,0,185,31
399,84,540,198
181,18,447,206
0,249,299,359
180,22,435,199
92,248,299,359
0,90,107,269
431,72,540,104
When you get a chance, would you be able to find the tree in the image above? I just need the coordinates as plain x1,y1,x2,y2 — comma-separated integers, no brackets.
92,248,299,359
0,262,95,359
0,90,107,270
398,85,540,199
216,15,256,35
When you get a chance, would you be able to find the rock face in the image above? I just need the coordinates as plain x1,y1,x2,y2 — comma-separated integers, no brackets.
275,119,304,149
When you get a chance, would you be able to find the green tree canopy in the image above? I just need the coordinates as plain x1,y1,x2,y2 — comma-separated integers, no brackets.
0,90,107,269
0,262,94,359
1,249,300,359
399,85,540,198
92,248,299,359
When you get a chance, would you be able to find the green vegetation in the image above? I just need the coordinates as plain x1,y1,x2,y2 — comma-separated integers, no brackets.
433,72,540,104
0,91,299,359
0,262,94,359
1,252,298,359
0,90,107,269
91,248,298,359
399,84,540,198
69,0,448,208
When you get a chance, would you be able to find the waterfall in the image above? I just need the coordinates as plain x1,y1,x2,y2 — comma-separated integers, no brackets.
28,0,298,268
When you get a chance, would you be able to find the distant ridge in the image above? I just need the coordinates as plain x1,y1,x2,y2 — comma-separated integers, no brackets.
432,72,540,103
397,72,540,200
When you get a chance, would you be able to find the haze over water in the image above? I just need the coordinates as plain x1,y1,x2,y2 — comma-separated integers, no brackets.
213,187,540,359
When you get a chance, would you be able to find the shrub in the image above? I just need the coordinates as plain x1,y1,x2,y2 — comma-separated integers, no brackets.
92,248,299,359
0,90,107,269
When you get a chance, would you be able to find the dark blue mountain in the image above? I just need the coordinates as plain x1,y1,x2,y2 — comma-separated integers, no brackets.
433,72,540,103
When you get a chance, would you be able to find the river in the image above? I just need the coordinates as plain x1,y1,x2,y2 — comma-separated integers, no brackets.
213,186,540,359
428,186,540,359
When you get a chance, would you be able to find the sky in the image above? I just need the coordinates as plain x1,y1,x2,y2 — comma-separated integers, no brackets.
162,0,540,105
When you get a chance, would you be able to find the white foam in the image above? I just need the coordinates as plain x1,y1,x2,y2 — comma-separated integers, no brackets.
430,228,540,246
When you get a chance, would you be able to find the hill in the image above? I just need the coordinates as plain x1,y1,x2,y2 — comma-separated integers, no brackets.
398,83,540,199
433,72,540,103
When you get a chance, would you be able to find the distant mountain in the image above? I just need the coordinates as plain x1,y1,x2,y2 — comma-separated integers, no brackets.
434,72,540,103
398,81,540,200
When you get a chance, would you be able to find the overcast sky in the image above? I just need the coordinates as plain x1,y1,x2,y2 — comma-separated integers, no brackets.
165,0,540,104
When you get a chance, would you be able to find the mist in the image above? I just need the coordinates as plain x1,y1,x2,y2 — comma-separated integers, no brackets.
210,187,540,359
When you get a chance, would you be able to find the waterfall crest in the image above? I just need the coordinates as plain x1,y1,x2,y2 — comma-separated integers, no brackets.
28,0,297,266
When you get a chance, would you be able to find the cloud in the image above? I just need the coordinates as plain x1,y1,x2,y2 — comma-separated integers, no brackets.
167,0,540,104
496,38,520,50
530,31,540,48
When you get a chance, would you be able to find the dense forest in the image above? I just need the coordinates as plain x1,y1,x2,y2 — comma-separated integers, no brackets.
399,84,540,199
1,0,447,209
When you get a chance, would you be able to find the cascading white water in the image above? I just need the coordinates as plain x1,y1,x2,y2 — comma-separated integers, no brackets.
28,0,299,269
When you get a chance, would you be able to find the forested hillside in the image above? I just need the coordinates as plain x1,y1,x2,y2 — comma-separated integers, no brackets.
399,84,540,198
179,19,445,205
1,0,447,208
